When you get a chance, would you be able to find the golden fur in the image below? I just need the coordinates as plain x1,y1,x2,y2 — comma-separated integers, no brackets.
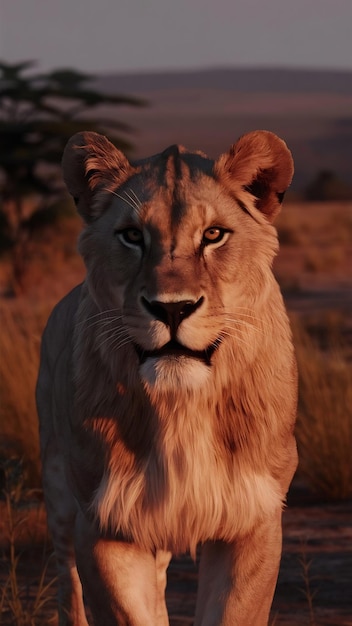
37,130,297,625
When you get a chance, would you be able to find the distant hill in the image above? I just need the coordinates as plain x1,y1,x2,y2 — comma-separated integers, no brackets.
92,68,352,192
95,67,352,96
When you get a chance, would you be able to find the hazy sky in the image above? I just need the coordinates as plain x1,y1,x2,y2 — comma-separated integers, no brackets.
1,0,351,74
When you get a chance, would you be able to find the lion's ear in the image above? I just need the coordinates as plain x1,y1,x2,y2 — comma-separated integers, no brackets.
214,131,294,222
62,131,134,222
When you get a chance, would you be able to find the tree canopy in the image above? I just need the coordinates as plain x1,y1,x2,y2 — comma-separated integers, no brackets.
0,60,144,239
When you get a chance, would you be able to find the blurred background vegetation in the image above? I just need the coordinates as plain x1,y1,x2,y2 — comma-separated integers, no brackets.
0,60,144,293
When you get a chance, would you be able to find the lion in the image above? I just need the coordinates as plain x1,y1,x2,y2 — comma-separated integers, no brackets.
36,129,298,625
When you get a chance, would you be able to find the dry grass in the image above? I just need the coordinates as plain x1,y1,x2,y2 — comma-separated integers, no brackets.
276,201,352,247
275,201,352,284
0,299,53,486
0,206,84,298
293,316,352,500
0,462,56,626
0,208,84,486
303,246,346,273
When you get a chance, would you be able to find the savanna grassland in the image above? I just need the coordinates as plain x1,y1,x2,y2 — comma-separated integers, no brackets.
0,199,351,625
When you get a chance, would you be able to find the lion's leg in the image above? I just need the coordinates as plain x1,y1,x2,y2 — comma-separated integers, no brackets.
55,563,88,626
42,446,89,626
74,512,170,626
156,550,172,624
195,511,283,626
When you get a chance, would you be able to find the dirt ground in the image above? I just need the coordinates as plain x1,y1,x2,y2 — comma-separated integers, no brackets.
1,481,352,626
167,486,352,626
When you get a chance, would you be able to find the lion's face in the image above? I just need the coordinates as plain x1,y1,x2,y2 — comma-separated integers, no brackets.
63,131,293,391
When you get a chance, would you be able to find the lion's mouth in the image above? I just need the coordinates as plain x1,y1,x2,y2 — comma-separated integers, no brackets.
134,338,221,366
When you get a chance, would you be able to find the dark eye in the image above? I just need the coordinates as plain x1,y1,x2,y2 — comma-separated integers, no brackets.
118,228,144,246
202,227,226,245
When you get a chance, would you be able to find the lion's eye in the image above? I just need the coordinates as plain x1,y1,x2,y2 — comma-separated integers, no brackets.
118,228,144,246
202,227,226,245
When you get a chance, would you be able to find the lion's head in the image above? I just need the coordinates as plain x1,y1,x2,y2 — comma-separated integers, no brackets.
62,130,293,393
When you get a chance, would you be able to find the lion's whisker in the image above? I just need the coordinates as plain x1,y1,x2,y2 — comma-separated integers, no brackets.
97,330,131,352
223,313,271,328
224,319,264,334
127,187,142,208
80,317,124,332
97,326,127,340
110,336,133,353
107,189,139,214
125,188,142,211
76,309,123,326
219,330,250,348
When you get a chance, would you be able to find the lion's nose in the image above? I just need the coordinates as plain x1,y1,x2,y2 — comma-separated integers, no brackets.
141,296,204,334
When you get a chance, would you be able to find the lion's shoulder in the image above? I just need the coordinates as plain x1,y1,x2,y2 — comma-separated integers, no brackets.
40,283,83,372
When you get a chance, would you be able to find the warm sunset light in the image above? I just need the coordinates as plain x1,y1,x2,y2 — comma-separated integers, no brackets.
0,1,351,623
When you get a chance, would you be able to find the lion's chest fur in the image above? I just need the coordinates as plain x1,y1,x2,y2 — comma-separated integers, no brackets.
73,370,284,555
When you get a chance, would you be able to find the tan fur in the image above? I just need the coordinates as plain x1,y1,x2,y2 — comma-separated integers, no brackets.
37,130,298,625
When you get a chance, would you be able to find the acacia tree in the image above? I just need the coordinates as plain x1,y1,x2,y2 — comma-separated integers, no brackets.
0,60,144,248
